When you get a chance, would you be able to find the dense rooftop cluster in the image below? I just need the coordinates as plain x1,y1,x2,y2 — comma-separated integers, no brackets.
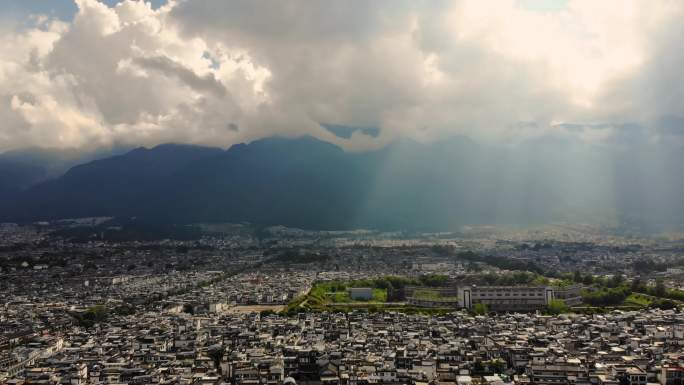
4,308,684,385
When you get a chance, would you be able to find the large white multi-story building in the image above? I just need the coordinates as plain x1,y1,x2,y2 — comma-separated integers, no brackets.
457,285,555,311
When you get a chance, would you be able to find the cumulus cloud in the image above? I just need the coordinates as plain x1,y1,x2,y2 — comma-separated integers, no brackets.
1,0,683,152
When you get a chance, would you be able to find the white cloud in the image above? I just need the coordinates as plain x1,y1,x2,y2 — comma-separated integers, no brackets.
0,0,683,152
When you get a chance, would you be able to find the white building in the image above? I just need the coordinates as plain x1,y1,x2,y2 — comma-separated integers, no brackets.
457,285,555,311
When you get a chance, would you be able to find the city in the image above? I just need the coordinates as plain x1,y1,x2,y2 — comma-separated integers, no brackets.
3,1,684,385
1,222,684,385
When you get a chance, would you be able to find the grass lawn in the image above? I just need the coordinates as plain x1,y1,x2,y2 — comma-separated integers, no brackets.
284,276,462,315
623,293,653,307
371,288,388,302
412,288,459,301
298,281,389,310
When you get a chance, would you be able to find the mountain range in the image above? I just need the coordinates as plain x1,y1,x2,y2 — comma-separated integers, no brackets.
1,135,683,231
0,146,131,199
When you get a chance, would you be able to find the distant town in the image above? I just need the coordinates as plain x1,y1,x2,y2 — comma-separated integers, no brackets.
1,220,684,385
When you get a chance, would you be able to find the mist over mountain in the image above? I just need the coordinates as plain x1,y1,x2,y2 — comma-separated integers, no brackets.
0,146,133,199
0,161,46,199
2,135,683,232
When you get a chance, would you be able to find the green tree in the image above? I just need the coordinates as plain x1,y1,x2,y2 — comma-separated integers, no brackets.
182,304,194,314
631,277,645,292
472,361,484,373
489,359,506,374
547,299,568,315
88,305,107,319
573,270,582,283
650,299,676,310
473,303,488,315
71,304,108,328
207,345,226,372
581,286,631,306
418,274,449,287
610,273,625,288
654,279,667,297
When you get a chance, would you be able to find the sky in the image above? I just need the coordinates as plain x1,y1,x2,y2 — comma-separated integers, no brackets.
0,0,683,152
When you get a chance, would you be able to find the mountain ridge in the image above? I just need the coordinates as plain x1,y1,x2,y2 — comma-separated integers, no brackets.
2,135,684,231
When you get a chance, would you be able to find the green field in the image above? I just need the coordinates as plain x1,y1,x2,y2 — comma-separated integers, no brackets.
283,276,469,315
411,288,459,301
308,281,387,303
284,278,420,314
622,293,653,307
